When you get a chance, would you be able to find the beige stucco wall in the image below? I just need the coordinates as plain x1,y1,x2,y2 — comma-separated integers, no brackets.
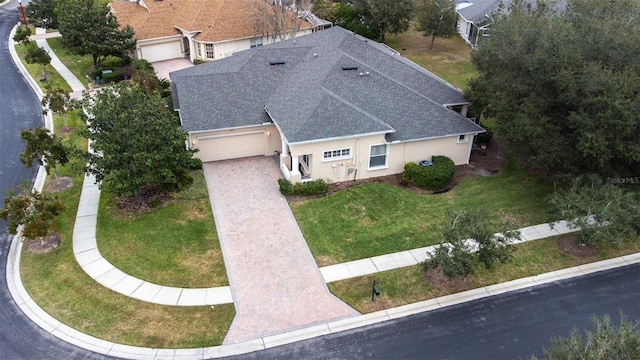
188,124,281,161
287,134,474,183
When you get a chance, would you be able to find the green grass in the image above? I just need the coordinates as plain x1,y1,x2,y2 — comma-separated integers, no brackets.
20,112,235,348
97,171,228,288
46,37,93,85
386,29,478,90
328,236,640,314
291,159,552,266
15,42,72,93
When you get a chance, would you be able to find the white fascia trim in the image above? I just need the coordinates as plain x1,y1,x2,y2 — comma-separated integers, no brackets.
188,124,269,135
174,26,202,37
287,130,393,146
390,130,485,144
443,102,471,107
137,35,183,45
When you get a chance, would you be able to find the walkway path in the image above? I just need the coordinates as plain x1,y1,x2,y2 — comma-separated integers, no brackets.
203,158,357,344
32,31,85,96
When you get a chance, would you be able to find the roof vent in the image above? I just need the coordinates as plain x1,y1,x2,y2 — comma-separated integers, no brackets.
342,64,358,71
270,60,285,66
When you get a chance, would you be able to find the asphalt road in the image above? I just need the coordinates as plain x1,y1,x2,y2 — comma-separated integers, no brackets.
0,2,115,359
236,264,640,360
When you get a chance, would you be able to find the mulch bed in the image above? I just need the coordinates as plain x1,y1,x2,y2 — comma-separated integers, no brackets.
116,184,171,212
45,176,74,193
556,234,600,257
422,266,470,289
25,232,62,254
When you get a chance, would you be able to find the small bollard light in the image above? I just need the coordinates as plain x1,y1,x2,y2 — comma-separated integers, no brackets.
372,279,380,301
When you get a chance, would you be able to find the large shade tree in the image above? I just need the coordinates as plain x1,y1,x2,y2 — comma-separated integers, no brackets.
467,0,640,178
56,0,135,67
79,82,196,202
25,0,58,29
415,0,458,50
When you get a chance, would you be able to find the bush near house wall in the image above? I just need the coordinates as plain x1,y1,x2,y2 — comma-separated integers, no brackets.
402,156,455,190
278,179,329,196
90,67,125,83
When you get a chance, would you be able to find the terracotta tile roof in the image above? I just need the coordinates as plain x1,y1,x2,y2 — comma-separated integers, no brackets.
110,0,313,42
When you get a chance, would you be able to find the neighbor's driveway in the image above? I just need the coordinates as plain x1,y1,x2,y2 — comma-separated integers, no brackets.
203,157,357,344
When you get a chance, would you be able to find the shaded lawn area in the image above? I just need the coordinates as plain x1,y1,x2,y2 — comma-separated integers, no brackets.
328,236,640,314
97,170,228,288
14,41,71,93
20,115,234,348
46,37,93,85
291,160,552,266
385,29,478,90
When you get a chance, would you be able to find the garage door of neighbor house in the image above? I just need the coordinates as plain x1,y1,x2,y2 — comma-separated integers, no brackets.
140,41,183,63
197,131,265,162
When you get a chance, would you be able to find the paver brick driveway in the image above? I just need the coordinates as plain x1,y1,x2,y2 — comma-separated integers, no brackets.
203,157,357,344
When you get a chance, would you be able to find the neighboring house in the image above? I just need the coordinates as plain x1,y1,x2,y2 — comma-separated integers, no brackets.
109,0,329,63
456,0,565,48
170,26,484,184
456,0,500,48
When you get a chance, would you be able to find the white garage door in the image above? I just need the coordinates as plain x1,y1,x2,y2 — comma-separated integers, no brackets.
197,131,265,162
140,41,183,63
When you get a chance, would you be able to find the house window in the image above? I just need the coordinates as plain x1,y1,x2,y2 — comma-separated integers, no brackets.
323,148,351,161
205,44,214,59
458,134,468,143
196,43,201,58
250,37,263,48
369,144,387,168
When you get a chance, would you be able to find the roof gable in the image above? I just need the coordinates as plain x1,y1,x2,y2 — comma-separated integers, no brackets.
171,27,483,143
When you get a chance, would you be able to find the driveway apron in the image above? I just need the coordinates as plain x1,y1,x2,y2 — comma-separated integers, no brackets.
203,157,357,344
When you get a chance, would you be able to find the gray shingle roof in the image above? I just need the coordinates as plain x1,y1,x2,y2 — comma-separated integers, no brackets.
171,26,483,143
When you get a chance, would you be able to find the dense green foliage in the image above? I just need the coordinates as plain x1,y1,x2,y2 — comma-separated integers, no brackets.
424,209,521,278
313,0,413,42
534,314,640,360
25,0,58,29
24,41,51,78
402,155,455,190
80,82,196,200
468,0,640,177
278,178,330,196
549,175,640,246
56,0,135,67
12,26,32,44
19,127,70,179
0,187,65,240
415,0,458,49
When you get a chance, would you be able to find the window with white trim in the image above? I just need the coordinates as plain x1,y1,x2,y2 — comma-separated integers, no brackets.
369,144,387,168
458,134,468,143
250,37,263,48
323,148,351,161
196,42,201,58
205,44,214,59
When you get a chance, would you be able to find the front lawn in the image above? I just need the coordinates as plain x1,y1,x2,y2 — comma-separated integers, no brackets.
46,37,93,85
291,160,552,266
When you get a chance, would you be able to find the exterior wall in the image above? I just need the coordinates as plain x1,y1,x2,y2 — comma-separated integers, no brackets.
457,18,472,43
287,135,473,184
197,28,315,61
188,124,281,161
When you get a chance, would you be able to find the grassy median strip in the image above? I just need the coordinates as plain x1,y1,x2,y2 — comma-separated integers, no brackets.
291,160,552,266
20,114,235,348
328,236,640,314
14,42,72,93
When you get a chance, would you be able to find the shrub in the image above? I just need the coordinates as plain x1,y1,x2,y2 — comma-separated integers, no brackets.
402,155,455,190
424,239,474,278
476,130,493,145
91,67,125,83
185,157,203,170
131,58,154,72
278,179,329,196
193,59,206,65
101,56,127,68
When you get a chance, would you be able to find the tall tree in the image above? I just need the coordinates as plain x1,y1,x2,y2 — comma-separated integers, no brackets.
415,0,457,50
354,0,414,42
19,127,70,180
13,26,32,44
79,82,196,202
56,0,135,67
24,42,51,80
467,0,640,178
41,85,74,129
252,0,314,42
313,0,382,40
0,186,65,241
25,0,58,29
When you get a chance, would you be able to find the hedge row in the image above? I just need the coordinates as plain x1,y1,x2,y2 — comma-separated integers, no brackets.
402,156,455,190
278,178,329,196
